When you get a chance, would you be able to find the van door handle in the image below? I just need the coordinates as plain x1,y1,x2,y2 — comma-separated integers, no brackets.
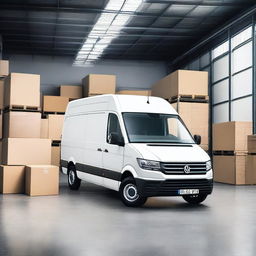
104,149,108,153
97,148,102,152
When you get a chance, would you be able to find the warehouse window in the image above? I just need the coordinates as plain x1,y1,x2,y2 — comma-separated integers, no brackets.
213,103,229,123
213,79,229,104
232,68,252,99
212,55,229,83
231,96,252,121
231,26,252,49
212,41,229,60
232,41,252,73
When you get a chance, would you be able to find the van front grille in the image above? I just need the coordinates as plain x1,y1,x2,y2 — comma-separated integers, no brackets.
161,162,207,175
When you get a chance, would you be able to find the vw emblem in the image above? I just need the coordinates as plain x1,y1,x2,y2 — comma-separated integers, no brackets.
184,165,190,174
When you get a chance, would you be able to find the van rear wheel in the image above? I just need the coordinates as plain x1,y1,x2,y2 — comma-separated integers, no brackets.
68,166,81,190
182,194,207,205
119,177,147,207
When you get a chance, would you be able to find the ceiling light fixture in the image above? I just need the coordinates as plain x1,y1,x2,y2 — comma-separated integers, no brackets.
73,0,142,66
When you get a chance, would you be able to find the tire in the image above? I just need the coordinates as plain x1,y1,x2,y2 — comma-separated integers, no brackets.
119,177,147,207
182,193,207,205
68,165,81,190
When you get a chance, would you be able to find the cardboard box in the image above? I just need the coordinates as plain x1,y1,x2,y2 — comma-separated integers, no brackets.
82,74,116,97
48,115,64,140
51,146,60,166
60,85,82,99
2,138,51,165
0,165,25,194
246,155,256,185
3,111,41,138
43,96,69,113
200,144,209,151
117,90,151,96
4,73,40,108
40,118,49,138
151,70,208,99
25,165,59,196
0,140,2,164
0,60,9,77
213,155,246,185
0,113,2,139
213,122,252,151
171,102,209,146
0,79,4,109
247,135,256,154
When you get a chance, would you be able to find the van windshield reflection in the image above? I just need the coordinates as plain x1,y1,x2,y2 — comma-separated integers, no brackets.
122,112,195,144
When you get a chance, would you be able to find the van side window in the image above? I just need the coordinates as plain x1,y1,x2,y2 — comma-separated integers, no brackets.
107,113,122,143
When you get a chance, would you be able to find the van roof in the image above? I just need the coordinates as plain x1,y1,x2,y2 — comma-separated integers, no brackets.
66,94,177,115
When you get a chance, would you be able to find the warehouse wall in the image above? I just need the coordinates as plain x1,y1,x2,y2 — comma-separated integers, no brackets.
7,54,168,95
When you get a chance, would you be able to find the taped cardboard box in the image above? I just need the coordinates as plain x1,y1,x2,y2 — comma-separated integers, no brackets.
2,138,51,165
0,165,25,194
213,155,246,185
117,90,151,96
0,80,4,109
82,74,116,97
3,111,41,138
25,165,59,196
246,155,256,185
213,122,252,151
151,70,208,99
247,135,256,154
51,146,60,166
43,96,69,113
0,60,9,77
4,73,40,108
60,85,82,99
171,102,209,146
48,115,64,140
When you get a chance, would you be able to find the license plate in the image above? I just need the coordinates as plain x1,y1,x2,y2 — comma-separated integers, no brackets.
178,189,199,195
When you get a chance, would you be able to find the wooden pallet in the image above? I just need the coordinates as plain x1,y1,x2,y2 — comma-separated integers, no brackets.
52,140,61,147
170,94,209,103
4,105,41,112
213,150,248,156
42,111,65,117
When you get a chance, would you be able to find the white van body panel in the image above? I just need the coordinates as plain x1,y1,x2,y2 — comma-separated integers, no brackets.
61,94,213,196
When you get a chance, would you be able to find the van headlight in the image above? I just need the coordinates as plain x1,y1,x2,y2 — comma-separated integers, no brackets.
137,158,161,171
206,160,212,171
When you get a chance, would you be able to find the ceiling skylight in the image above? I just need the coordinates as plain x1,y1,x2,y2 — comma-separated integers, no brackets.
73,0,143,66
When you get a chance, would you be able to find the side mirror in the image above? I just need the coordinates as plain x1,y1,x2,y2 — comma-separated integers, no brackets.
108,132,125,147
194,135,201,145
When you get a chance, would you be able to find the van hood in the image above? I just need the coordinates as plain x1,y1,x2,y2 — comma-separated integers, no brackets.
131,143,210,162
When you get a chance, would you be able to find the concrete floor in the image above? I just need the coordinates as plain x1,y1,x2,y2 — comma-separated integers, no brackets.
0,174,256,256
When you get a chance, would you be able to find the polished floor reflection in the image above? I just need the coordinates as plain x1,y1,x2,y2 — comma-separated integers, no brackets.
0,174,256,256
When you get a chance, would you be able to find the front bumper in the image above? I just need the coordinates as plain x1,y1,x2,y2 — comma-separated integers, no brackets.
135,178,213,197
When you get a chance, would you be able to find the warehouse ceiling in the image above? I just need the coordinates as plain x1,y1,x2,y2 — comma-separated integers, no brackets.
0,0,255,63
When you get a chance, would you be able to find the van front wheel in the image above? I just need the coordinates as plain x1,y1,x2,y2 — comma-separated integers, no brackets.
182,194,207,205
68,166,81,190
119,177,147,207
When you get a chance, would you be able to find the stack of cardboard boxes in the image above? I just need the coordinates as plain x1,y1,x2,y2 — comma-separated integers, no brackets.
0,68,59,196
213,121,252,185
41,84,83,166
246,135,256,184
151,70,209,151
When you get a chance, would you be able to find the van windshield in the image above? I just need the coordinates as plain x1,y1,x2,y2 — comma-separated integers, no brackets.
122,112,195,144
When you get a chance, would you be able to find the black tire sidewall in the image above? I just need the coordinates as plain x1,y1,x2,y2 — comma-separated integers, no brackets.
68,166,81,190
119,177,147,207
182,193,207,204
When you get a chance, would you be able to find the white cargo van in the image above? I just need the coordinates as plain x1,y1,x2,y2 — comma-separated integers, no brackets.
61,95,213,207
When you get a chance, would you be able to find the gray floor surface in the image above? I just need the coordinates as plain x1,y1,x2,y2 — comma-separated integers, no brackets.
0,173,256,256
